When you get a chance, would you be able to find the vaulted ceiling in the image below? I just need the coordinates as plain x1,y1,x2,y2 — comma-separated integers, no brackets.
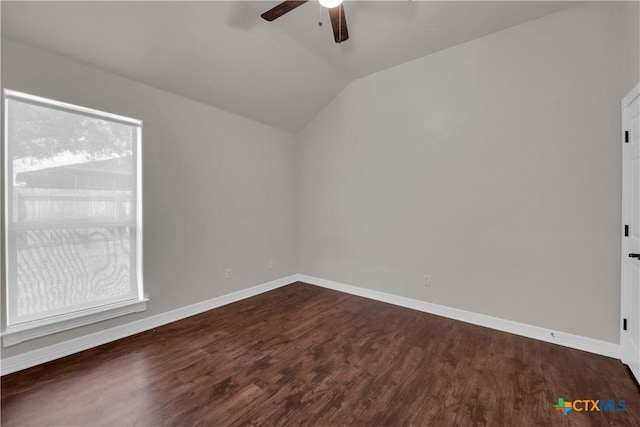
1,1,580,133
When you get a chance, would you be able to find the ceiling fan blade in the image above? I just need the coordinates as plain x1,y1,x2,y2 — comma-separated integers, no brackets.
328,4,349,43
261,1,308,21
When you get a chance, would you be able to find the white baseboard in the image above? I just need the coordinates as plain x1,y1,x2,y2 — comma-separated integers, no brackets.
296,274,621,359
0,275,297,376
1,273,621,376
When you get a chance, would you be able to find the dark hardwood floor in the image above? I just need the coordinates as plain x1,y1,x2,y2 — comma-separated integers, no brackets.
1,282,639,426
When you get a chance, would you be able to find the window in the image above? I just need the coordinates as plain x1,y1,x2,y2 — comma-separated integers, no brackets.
3,90,145,346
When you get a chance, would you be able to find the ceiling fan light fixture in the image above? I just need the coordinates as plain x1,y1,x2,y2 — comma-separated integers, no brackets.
261,0,349,43
318,0,343,9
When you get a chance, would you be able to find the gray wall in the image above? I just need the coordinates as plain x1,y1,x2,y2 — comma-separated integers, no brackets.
1,1,638,360
623,1,640,92
297,1,639,344
1,39,298,359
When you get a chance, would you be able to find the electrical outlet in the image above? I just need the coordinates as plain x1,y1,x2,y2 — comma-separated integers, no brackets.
225,268,232,280
268,259,274,269
423,274,431,287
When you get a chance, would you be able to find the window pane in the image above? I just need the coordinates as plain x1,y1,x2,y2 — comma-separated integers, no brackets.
16,226,133,318
6,94,141,326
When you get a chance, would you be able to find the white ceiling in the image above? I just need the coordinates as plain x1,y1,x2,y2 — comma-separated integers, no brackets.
1,1,580,133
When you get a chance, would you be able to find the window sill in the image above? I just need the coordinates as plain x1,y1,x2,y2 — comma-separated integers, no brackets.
2,299,148,347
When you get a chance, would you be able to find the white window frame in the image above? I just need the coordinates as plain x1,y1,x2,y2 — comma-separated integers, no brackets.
2,89,146,347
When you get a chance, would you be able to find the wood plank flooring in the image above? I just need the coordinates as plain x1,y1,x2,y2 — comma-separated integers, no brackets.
1,282,639,426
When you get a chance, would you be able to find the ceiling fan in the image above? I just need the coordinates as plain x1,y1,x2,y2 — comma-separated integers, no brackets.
261,0,349,44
